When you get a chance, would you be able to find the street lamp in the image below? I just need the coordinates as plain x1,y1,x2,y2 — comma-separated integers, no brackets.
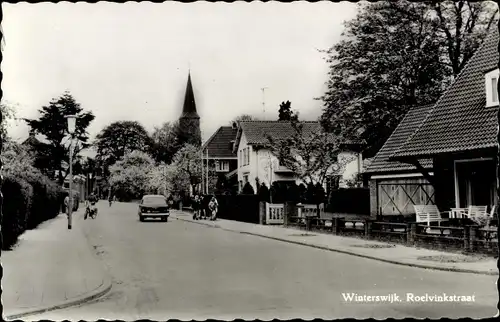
66,115,76,230
88,173,93,198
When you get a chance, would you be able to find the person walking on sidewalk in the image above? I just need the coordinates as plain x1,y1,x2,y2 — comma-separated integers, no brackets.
192,194,200,220
208,195,219,221
64,194,70,218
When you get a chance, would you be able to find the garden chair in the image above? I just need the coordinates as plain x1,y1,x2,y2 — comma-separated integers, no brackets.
414,205,449,231
467,205,489,226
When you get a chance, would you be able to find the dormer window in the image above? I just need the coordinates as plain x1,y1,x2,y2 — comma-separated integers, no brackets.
485,68,499,107
491,77,498,102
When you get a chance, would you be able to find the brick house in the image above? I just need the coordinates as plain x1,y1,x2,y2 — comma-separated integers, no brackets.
390,29,498,213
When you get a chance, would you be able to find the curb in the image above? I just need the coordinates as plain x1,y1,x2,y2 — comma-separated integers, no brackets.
239,232,499,276
4,211,114,320
4,277,112,321
175,216,498,276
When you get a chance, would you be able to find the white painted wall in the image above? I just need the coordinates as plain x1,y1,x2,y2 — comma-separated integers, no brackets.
236,132,363,192
236,133,297,193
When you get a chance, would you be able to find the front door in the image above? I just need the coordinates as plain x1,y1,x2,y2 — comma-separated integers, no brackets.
455,159,496,209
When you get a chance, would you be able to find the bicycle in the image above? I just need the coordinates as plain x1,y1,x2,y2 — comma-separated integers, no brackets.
84,201,98,220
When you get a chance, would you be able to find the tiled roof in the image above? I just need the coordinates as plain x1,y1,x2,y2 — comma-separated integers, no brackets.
239,121,322,145
365,104,434,174
202,126,238,158
393,29,499,159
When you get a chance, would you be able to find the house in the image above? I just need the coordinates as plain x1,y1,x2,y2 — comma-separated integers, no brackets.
364,103,435,217
390,29,498,213
232,120,364,195
200,123,239,194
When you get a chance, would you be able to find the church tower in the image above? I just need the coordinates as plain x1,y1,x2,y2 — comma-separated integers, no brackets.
178,72,201,147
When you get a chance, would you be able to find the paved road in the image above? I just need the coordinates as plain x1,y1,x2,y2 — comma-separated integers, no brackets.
29,202,497,320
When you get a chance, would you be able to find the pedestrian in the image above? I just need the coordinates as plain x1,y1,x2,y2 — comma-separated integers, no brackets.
167,195,174,209
208,195,218,221
64,194,70,218
192,194,200,220
108,194,113,207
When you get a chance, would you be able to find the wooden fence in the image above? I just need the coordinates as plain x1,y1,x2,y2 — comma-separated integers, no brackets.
285,216,498,255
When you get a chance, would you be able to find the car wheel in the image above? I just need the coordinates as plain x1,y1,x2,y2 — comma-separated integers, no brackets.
163,217,168,222
140,216,145,222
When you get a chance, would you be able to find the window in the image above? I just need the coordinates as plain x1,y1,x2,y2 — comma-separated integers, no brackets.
485,69,499,107
216,160,229,172
239,150,242,167
492,77,498,103
246,147,250,165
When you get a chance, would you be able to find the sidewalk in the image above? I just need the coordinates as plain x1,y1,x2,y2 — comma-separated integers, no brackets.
171,211,498,276
1,207,112,320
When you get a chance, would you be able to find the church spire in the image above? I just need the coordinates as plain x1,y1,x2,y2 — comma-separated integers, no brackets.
181,72,199,119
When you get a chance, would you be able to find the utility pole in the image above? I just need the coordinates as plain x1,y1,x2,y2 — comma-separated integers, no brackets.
206,149,209,195
261,87,268,120
201,149,204,195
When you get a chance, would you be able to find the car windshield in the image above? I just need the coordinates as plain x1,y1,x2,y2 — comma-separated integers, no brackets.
142,196,167,205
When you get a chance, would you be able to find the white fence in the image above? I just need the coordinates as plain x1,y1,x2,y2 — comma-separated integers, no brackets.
297,203,325,218
265,203,285,224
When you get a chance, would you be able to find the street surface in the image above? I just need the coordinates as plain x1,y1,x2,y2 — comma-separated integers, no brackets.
29,202,497,320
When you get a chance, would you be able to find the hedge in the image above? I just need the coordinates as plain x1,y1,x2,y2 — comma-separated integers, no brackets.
1,173,63,250
21,172,62,229
2,175,33,249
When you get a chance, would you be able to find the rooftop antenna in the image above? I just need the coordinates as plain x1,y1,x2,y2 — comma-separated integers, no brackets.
261,87,268,120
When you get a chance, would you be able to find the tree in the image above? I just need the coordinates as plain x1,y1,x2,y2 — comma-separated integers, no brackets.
24,92,95,184
432,1,498,77
230,114,259,125
170,144,217,196
94,120,153,185
150,121,181,164
146,162,192,197
1,140,35,175
108,150,155,201
278,101,299,122
266,120,355,211
147,162,170,196
0,100,17,142
320,1,498,157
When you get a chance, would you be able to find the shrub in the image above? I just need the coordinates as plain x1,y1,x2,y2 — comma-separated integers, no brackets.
2,175,33,249
241,182,255,195
19,171,62,229
286,183,300,204
269,182,282,203
314,183,326,204
258,183,270,202
298,183,307,203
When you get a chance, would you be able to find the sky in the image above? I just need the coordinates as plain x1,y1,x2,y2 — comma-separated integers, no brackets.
2,1,359,153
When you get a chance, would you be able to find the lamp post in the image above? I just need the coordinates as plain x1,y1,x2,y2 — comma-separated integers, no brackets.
89,173,93,197
66,115,76,230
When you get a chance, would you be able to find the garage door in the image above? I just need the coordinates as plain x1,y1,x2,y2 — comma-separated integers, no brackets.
377,178,435,216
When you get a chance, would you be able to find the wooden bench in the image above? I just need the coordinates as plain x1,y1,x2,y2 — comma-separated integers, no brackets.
414,205,449,229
